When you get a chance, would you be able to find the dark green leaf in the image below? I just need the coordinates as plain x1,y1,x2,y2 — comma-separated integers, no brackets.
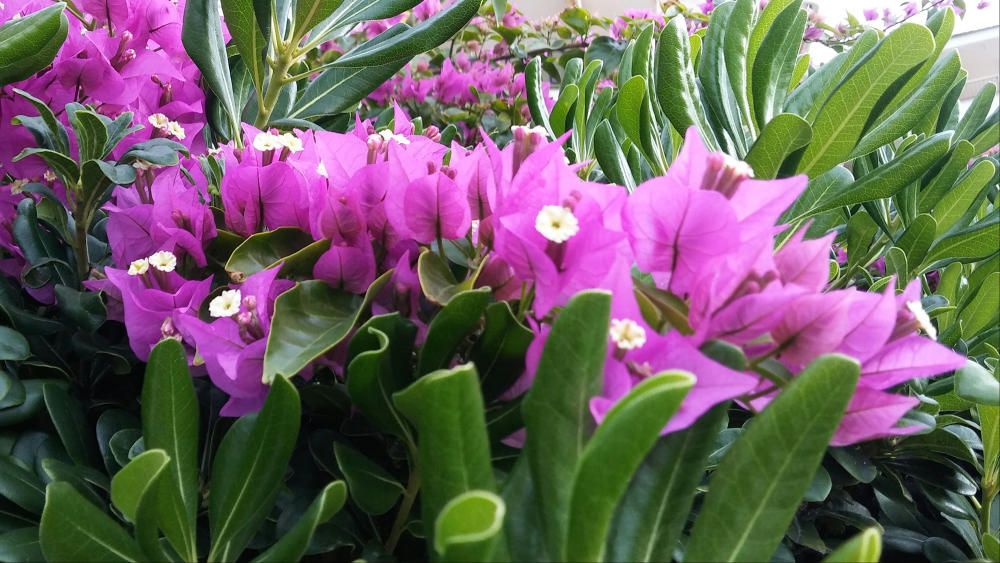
0,527,43,563
0,455,45,514
221,0,267,92
955,360,999,406
40,482,145,562
655,18,715,148
42,384,98,468
0,4,68,86
416,288,490,375
745,113,812,179
225,227,329,278
0,328,28,361
334,442,402,515
251,481,347,562
183,0,239,135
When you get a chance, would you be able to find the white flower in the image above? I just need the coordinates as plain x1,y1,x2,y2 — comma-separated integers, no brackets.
253,132,283,152
722,154,755,178
209,289,242,318
278,132,303,153
609,318,647,350
535,205,580,243
906,300,937,340
166,121,186,140
9,178,27,194
148,250,177,272
132,160,157,172
316,161,328,177
128,258,149,276
378,129,410,145
43,170,57,182
513,124,548,138
148,113,170,129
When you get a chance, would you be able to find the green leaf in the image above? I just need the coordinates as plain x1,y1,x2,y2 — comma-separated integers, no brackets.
251,481,347,563
924,212,999,266
68,108,110,162
783,165,854,223
54,284,107,332
850,52,962,158
289,59,407,120
13,147,79,185
807,132,951,216
522,290,610,557
334,442,402,515
919,140,976,213
183,0,239,137
0,3,68,86
111,450,170,560
346,327,414,439
417,249,471,305
394,363,496,549
11,88,70,153
607,405,728,563
0,455,45,514
40,482,145,562
685,355,860,562
0,327,28,361
264,271,390,383
294,0,343,41
225,227,330,278
797,24,935,177
955,83,997,144
470,302,533,401
549,84,578,137
208,376,301,562
750,1,806,129
0,527,43,563
434,490,505,562
823,528,882,562
955,361,999,406
42,384,98,468
221,0,267,92
894,213,937,273
958,272,999,337
566,372,694,562
332,0,480,67
141,339,199,562
525,58,554,137
416,288,490,375
500,458,546,560
656,17,715,149
745,113,812,179
931,158,996,234
594,120,635,191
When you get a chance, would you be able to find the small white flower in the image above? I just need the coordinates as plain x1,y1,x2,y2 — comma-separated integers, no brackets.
722,154,755,178
166,121,186,140
43,170,57,182
609,318,647,350
378,129,410,145
535,205,580,243
148,113,170,129
316,161,328,178
253,132,283,152
132,160,158,171
148,250,177,272
9,178,28,194
513,124,548,138
209,289,242,318
278,132,303,153
128,258,149,276
906,300,937,340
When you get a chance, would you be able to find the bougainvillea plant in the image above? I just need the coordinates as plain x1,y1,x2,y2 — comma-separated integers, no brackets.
0,0,997,562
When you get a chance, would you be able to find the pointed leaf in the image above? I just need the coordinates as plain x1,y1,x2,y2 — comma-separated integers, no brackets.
40,482,145,562
251,481,347,563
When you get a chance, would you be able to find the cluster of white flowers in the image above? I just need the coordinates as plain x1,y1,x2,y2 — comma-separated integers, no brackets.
127,250,177,276
148,113,186,140
253,131,303,153
609,318,647,350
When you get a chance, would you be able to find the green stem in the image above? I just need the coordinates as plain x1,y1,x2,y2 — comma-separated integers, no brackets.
254,52,295,129
385,466,421,554
73,207,90,283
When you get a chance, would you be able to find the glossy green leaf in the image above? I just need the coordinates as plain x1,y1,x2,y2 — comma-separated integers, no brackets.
141,339,199,562
208,376,301,562
0,527,43,563
594,120,635,190
251,481,347,563
522,290,610,556
685,355,860,562
394,363,496,549
416,288,490,375
54,284,107,333
746,0,796,92
797,24,935,176
918,140,976,213
183,0,238,136
783,165,854,223
959,272,999,337
346,327,413,439
750,1,806,128
42,384,97,468
955,82,997,144
823,528,882,562
111,449,170,560
745,113,812,179
932,159,996,234
0,327,28,361
40,482,145,562
698,2,749,152
549,84,578,137
332,0,480,67
0,4,68,86
0,455,45,514
221,0,266,92
334,442,402,515
500,458,546,560
434,490,505,562
850,52,962,158
290,58,406,119
924,212,999,266
806,132,951,217
294,0,344,40
607,405,728,563
566,371,694,562
469,302,533,401
67,107,110,162
656,17,715,148
525,58,554,137
955,361,1000,406
417,249,471,305
895,213,936,272
225,227,329,278
264,271,390,383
